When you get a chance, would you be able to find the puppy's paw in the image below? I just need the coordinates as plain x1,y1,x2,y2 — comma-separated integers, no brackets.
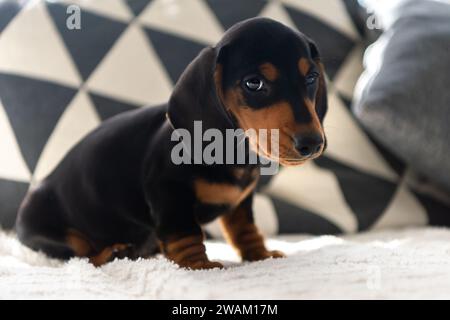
89,243,138,267
161,234,223,270
111,243,139,260
181,259,224,270
242,249,286,262
266,250,286,259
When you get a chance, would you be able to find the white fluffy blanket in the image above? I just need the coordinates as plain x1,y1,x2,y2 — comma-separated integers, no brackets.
1,227,450,299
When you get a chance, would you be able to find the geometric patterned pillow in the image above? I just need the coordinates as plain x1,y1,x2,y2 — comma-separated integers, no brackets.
0,0,448,234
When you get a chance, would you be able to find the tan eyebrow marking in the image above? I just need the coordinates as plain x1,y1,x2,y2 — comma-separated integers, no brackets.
298,58,310,76
258,62,279,81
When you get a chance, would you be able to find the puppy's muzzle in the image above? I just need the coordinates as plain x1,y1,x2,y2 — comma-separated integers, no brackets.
293,132,324,158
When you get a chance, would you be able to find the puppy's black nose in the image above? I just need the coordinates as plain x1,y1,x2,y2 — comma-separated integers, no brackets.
294,133,324,157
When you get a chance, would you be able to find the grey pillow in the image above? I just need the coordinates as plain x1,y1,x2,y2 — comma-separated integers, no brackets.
353,0,450,193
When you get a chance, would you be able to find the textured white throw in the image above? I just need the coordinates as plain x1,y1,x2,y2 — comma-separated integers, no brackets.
1,227,450,299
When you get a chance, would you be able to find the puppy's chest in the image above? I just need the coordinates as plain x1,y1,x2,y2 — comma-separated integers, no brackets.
194,167,259,219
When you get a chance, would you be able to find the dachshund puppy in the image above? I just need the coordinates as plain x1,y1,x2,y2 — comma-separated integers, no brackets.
16,18,328,269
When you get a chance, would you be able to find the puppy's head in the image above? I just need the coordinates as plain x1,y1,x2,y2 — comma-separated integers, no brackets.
168,17,328,165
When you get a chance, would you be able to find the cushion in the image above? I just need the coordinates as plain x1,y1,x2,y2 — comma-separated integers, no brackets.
353,0,450,193
0,0,448,235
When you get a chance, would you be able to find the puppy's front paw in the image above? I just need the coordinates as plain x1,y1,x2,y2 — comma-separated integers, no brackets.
161,234,223,270
242,249,286,262
180,259,223,270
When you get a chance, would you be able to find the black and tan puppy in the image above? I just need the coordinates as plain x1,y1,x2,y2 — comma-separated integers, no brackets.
15,18,328,269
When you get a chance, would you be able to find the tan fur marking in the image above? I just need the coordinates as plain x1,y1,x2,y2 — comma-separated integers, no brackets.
161,234,223,269
259,62,279,81
220,206,285,261
194,178,258,207
89,244,128,267
298,57,310,76
224,89,298,160
66,230,143,267
66,229,93,257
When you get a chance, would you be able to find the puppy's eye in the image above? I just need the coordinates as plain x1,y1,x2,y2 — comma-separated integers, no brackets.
244,76,264,92
305,72,319,86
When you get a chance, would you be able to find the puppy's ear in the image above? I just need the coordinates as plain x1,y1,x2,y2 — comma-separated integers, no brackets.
308,39,328,122
167,46,233,134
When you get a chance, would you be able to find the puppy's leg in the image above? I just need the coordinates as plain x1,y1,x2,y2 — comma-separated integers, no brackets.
148,184,223,270
220,197,285,261
160,232,223,270
158,219,223,270
157,215,223,270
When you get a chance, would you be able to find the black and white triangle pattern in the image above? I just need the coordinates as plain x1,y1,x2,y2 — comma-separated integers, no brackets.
0,0,448,234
